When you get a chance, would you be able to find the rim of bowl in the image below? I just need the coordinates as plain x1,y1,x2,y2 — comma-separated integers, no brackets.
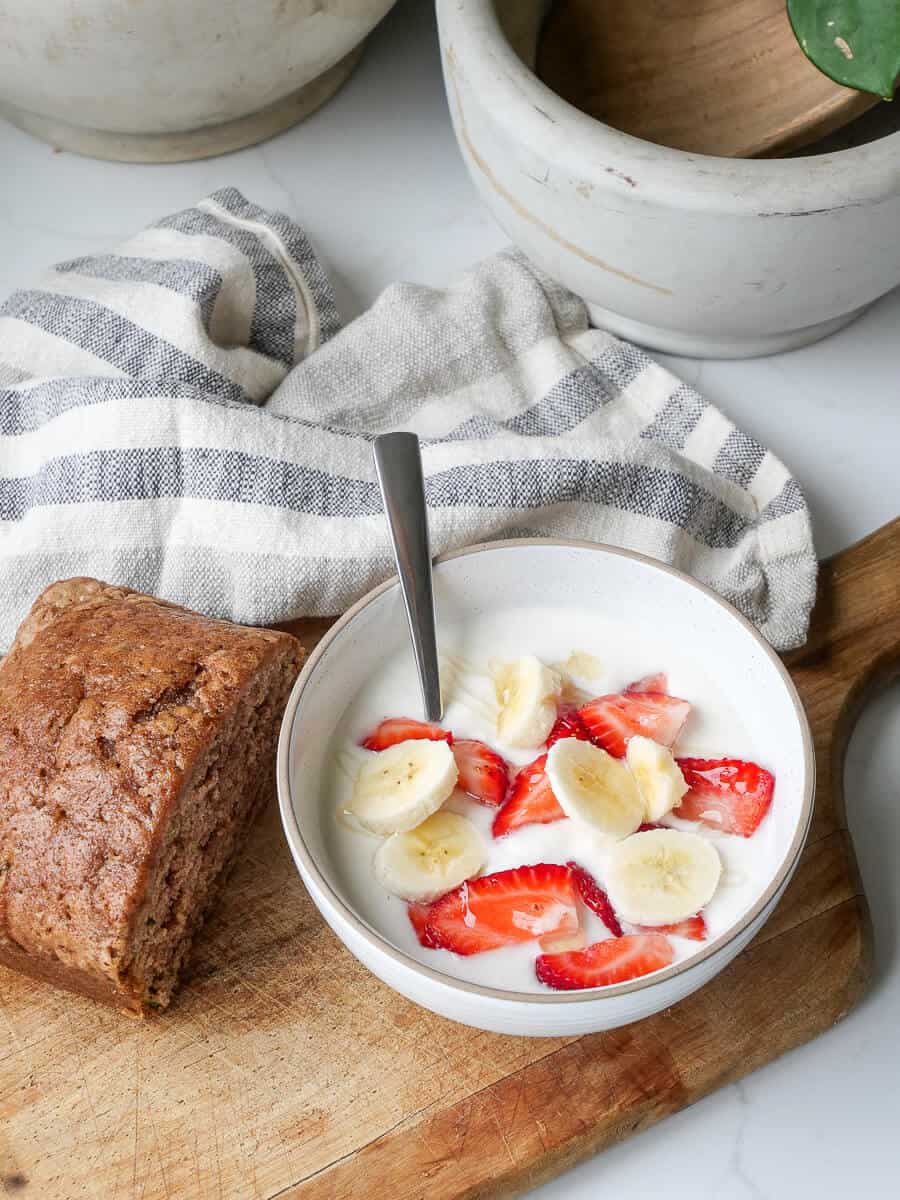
277,538,815,1005
438,0,900,212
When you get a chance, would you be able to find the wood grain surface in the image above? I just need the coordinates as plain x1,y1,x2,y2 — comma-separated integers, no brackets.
536,0,878,158
1,521,897,1200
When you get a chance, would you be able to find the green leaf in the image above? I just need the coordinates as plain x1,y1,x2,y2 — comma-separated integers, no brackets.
788,0,900,98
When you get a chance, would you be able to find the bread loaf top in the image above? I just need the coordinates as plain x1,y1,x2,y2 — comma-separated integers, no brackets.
0,579,299,1005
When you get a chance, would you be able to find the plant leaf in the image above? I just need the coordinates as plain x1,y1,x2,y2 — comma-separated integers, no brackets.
787,0,900,98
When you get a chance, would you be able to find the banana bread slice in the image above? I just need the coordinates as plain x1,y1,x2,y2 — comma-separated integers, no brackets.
0,579,304,1014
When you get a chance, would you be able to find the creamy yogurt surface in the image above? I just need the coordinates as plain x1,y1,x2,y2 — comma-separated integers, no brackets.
324,605,776,993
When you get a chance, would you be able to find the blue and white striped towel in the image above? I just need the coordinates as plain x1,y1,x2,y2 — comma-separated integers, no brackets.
0,188,816,650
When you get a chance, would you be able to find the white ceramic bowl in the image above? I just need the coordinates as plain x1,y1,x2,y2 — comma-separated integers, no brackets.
0,0,398,162
277,541,813,1036
436,0,900,358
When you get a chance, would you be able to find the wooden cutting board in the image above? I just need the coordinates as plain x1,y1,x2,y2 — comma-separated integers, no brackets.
2,521,897,1200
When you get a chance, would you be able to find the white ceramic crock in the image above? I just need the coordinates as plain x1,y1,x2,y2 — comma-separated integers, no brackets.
277,541,814,1037
0,0,398,162
436,0,900,359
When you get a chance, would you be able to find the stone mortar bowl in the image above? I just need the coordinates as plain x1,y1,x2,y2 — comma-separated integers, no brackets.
436,0,900,358
0,0,398,162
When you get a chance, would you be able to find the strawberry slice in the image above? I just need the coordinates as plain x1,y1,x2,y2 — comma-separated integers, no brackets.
491,754,564,838
639,913,707,941
566,861,623,937
626,672,668,694
577,691,691,758
452,739,508,807
360,717,452,751
637,821,666,832
407,902,438,947
535,933,674,990
546,710,591,748
411,863,579,956
674,757,775,837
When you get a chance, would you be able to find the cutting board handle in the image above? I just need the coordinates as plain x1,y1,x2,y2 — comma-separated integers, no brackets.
785,518,899,829
786,518,899,705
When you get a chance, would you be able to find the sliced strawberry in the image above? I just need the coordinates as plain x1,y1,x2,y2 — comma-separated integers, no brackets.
637,821,666,833
566,861,623,937
546,710,591,748
639,913,707,941
626,672,668,694
452,739,508,807
536,933,674,990
360,717,452,751
577,691,691,758
407,902,438,948
413,863,579,956
491,754,565,838
674,757,775,837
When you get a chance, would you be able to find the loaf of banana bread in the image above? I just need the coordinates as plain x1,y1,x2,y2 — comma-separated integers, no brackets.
0,579,304,1014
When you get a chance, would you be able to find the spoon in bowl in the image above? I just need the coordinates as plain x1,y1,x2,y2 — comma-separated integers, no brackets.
373,432,442,722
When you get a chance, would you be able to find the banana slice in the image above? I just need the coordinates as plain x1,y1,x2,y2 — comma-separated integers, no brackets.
350,739,457,835
492,655,561,747
606,828,721,925
560,649,605,693
539,927,588,954
373,811,486,902
546,738,644,836
626,735,689,821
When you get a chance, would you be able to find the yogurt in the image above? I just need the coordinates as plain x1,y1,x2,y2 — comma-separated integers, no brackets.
325,605,775,993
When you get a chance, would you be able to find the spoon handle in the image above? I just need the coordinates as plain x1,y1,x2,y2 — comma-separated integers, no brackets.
373,432,443,723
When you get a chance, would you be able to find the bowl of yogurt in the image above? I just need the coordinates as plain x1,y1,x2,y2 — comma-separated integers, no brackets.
277,540,814,1036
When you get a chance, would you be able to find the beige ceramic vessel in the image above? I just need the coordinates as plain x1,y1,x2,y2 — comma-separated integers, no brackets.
0,0,398,162
437,0,900,358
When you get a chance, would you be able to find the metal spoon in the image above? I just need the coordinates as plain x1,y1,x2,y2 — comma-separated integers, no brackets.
373,432,442,722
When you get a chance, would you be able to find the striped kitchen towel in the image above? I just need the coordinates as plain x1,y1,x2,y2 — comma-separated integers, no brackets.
0,188,816,650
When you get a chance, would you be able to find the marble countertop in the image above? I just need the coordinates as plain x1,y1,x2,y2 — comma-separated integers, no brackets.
2,2,897,1196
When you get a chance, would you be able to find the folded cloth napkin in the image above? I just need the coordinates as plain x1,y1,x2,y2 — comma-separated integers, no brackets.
0,188,816,650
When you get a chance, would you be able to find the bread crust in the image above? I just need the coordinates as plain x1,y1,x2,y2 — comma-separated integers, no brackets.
0,579,303,1013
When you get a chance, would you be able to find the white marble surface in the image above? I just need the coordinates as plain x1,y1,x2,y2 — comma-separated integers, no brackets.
2,2,898,1196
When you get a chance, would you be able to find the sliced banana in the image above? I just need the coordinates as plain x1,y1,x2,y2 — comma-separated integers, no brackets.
546,738,644,837
439,653,497,724
349,739,457,835
491,655,561,747
606,828,721,925
626,735,689,822
560,649,605,693
539,927,588,954
373,811,486,902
